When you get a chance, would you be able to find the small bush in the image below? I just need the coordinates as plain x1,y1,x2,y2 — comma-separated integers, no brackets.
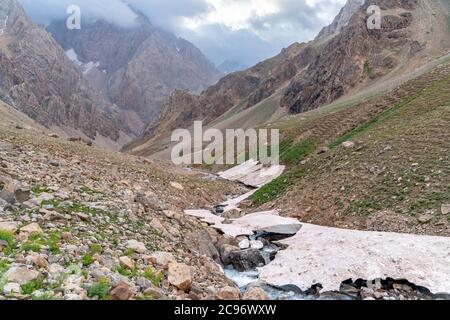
87,278,110,299
21,279,43,295
0,230,15,246
89,244,102,254
143,268,163,287
82,254,95,266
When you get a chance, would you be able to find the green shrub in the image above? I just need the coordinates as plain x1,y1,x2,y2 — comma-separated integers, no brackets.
0,230,15,246
21,279,43,295
87,278,110,299
89,244,102,254
143,268,163,287
82,254,95,266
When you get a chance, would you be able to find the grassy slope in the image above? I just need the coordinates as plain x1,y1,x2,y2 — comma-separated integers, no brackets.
252,62,450,236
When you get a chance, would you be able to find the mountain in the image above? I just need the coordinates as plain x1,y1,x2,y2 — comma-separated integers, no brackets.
126,0,450,157
0,0,125,146
47,12,221,135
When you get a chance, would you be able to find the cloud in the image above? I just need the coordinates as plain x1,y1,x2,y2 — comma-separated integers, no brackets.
18,0,346,67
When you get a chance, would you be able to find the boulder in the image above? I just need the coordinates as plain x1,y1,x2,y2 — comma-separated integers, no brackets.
126,240,147,254
0,221,19,233
110,281,134,300
3,283,21,294
238,239,250,250
168,263,192,292
216,286,241,300
342,141,355,149
243,287,269,300
148,252,176,270
5,267,41,285
219,244,240,265
20,223,43,235
229,249,265,271
170,182,184,190
119,256,135,270
441,204,450,215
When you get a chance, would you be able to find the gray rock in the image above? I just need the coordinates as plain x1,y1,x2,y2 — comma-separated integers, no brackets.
229,249,265,272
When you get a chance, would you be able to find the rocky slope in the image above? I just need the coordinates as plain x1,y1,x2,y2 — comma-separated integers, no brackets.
0,0,124,144
0,112,255,300
127,0,450,157
47,12,221,135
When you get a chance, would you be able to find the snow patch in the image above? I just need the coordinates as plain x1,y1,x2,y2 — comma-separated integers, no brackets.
0,15,9,36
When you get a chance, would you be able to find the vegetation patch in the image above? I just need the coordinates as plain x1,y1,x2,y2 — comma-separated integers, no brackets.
21,278,44,295
87,278,111,300
328,94,419,149
31,185,52,195
143,267,163,287
280,139,316,165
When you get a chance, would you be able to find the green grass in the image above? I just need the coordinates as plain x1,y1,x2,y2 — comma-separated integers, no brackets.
0,230,15,246
32,292,59,300
143,268,163,287
87,278,111,299
31,185,52,195
117,265,138,278
80,186,104,196
250,168,306,206
328,94,420,149
21,233,60,254
0,181,4,191
82,254,95,266
21,279,43,295
363,60,372,75
280,139,316,165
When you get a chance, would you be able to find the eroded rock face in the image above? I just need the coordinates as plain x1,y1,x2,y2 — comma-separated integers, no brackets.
47,15,221,135
0,0,121,141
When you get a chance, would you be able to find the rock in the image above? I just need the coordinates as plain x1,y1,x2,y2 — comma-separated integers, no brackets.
0,221,19,233
219,244,240,265
243,287,269,300
119,256,135,270
342,141,355,149
238,239,250,250
441,204,450,215
20,223,43,235
126,240,147,254
144,287,164,299
65,294,83,300
0,175,17,204
216,286,241,300
110,281,134,300
14,187,30,203
418,215,432,224
74,212,90,221
222,209,245,219
170,182,184,190
229,249,265,271
168,263,192,292
3,283,21,294
5,267,41,285
250,240,264,250
30,255,49,269
148,252,176,270
49,160,60,167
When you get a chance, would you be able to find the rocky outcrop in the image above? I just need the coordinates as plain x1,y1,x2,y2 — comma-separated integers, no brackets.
47,12,221,135
0,0,122,141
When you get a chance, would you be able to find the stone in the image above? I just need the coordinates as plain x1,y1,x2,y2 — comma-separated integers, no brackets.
418,215,432,224
219,244,240,265
342,141,355,149
222,209,245,219
144,287,165,299
20,223,43,235
14,187,30,203
65,294,83,300
168,263,192,292
74,212,90,221
110,281,134,300
243,287,269,300
49,160,60,167
229,249,265,271
148,252,176,270
216,286,241,300
0,221,19,233
5,267,41,285
250,240,264,250
126,240,147,254
170,182,184,190
119,256,135,270
238,238,250,250
3,283,21,294
441,204,450,215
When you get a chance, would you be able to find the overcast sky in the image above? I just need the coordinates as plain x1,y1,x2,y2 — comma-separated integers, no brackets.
19,0,346,67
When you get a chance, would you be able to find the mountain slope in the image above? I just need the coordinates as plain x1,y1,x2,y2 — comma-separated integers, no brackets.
126,0,450,157
47,14,221,135
0,0,125,145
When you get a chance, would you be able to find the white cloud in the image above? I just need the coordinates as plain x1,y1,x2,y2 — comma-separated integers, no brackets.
18,0,347,66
